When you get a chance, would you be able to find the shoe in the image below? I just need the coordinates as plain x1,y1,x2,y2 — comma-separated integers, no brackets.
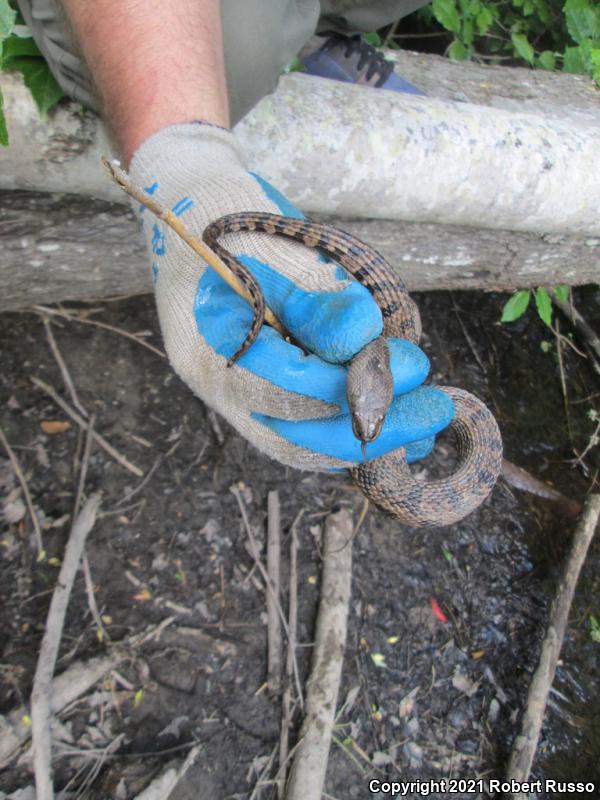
298,31,425,96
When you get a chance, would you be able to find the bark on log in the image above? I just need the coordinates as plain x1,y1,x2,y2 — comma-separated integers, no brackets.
1,190,598,312
2,48,600,234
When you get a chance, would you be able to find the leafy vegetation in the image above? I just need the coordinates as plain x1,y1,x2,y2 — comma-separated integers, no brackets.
425,0,600,84
0,0,64,145
500,285,570,326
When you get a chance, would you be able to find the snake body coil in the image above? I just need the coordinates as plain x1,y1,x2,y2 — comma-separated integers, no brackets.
203,212,502,527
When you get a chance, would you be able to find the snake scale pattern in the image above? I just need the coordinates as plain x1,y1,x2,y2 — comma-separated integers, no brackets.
203,212,503,527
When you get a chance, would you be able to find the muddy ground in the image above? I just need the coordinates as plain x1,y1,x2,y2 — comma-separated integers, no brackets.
0,274,599,799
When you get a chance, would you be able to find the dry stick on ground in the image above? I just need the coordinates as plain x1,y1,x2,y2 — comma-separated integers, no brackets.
231,485,304,708
0,652,125,769
33,305,167,359
500,458,582,518
132,743,203,800
552,294,600,364
74,416,108,642
267,490,283,696
31,377,143,477
285,508,354,800
277,511,301,799
31,493,102,800
102,159,286,337
0,424,43,555
41,316,89,418
506,494,600,797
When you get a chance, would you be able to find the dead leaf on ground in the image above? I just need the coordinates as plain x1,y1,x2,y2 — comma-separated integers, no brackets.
40,420,71,434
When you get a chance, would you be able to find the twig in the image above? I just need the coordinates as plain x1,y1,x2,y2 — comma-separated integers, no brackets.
102,158,286,337
74,416,108,642
230,485,304,708
31,493,102,800
32,305,166,359
0,424,43,555
31,377,143,477
41,317,88,418
500,458,582,518
552,294,600,363
267,490,283,696
277,511,301,799
133,743,202,800
506,494,600,796
0,652,126,769
285,508,354,800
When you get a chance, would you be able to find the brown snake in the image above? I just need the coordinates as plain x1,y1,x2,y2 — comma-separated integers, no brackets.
202,212,503,527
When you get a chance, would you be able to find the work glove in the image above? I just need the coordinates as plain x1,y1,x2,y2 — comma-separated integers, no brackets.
129,123,453,470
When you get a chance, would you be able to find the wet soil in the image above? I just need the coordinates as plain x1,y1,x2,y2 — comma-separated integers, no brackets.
1,283,599,799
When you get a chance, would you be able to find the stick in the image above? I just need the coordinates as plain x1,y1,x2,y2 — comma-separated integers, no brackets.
31,493,102,800
74,416,108,642
33,305,166,359
31,377,143,477
505,494,600,796
102,158,286,337
230,485,304,708
500,458,582,518
0,652,125,769
133,744,202,800
277,513,301,798
0,424,43,555
41,317,88,418
284,508,354,800
267,490,282,696
552,294,600,363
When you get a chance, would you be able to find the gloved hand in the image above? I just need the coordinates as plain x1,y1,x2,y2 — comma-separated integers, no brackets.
129,123,453,470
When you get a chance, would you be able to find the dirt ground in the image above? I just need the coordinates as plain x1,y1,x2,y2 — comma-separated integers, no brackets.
1,272,599,799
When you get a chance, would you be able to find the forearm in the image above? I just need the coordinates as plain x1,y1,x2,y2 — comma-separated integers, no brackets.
61,0,229,165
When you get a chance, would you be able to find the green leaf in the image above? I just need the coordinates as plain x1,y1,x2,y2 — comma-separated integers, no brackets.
1,33,41,66
535,287,553,326
432,0,461,34
0,89,7,146
537,50,556,70
0,0,16,42
476,7,494,34
590,615,600,643
523,0,535,15
553,284,570,302
563,44,586,73
448,39,468,60
564,0,599,45
3,56,64,114
501,290,531,322
363,32,383,47
511,32,535,64
463,18,474,45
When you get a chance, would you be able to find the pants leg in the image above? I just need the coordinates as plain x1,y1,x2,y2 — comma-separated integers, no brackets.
16,0,429,126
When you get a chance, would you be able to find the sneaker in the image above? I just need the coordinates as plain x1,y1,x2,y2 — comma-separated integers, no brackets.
298,31,425,96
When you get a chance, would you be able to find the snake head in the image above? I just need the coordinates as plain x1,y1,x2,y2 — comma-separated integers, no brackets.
349,395,388,443
346,336,393,447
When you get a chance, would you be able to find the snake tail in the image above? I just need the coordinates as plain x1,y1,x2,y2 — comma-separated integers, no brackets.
351,387,503,527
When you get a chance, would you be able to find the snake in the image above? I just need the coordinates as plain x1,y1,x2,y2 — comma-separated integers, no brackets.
202,212,503,527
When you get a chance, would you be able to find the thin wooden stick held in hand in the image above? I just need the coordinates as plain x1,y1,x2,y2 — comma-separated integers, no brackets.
506,494,600,797
102,158,285,336
31,493,102,800
285,508,354,800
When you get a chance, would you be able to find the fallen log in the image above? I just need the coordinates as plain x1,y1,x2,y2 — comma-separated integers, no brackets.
1,50,599,309
0,190,598,311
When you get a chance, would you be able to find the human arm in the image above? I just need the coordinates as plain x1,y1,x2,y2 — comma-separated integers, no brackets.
60,0,229,164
